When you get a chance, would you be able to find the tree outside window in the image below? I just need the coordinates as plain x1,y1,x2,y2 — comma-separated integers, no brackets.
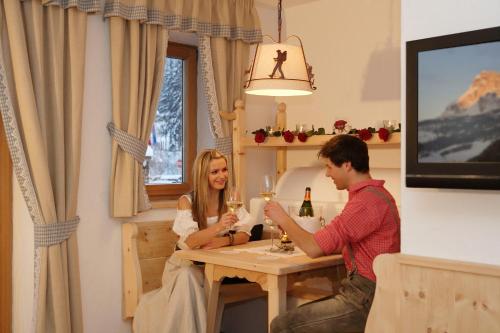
145,42,197,199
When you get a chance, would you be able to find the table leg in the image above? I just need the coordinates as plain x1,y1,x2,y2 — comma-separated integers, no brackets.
204,264,221,333
267,274,287,332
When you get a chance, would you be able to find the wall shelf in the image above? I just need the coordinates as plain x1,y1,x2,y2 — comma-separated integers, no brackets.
230,101,401,202
241,132,400,149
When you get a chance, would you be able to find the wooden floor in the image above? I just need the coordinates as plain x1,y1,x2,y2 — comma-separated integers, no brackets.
0,115,12,333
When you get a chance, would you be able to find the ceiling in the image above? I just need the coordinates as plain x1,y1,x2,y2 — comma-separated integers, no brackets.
255,0,319,8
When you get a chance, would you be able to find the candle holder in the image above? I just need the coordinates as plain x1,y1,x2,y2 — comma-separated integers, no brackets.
295,124,308,133
382,120,399,131
279,232,294,252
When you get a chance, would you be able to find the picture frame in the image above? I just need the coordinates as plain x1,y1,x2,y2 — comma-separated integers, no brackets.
406,26,500,190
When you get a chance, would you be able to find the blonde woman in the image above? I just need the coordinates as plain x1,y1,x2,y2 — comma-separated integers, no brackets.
174,149,254,250
133,150,255,333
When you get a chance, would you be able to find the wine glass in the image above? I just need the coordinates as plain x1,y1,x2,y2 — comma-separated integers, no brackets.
260,175,277,252
226,187,242,233
317,205,326,228
227,187,242,214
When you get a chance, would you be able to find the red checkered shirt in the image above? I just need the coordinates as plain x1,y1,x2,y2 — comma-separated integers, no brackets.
313,179,400,281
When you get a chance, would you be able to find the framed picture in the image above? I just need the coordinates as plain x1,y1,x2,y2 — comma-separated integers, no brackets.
406,26,500,190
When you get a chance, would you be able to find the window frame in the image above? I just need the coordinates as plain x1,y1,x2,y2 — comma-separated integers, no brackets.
146,42,198,200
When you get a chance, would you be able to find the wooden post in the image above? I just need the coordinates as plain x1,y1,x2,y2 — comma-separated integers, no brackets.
275,103,287,181
205,264,222,333
122,223,141,319
232,100,246,204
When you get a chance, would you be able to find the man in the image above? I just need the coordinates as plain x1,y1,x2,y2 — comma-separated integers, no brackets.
264,134,400,333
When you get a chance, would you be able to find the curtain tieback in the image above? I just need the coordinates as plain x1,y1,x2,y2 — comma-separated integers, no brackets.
107,122,147,163
34,217,80,248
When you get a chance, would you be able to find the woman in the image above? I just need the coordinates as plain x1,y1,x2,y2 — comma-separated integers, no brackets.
174,149,254,250
133,149,255,333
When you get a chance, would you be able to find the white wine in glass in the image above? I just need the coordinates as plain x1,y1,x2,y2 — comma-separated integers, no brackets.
227,187,243,213
226,187,242,232
260,175,277,251
227,200,243,213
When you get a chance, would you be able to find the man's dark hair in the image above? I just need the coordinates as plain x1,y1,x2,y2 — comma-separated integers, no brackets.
318,134,369,173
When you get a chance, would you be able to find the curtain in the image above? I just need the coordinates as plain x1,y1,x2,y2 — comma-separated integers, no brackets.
107,17,168,217
199,36,250,185
105,0,260,217
104,0,262,44
0,0,99,332
210,38,250,137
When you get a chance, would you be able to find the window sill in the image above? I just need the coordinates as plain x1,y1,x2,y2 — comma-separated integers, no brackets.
150,199,178,209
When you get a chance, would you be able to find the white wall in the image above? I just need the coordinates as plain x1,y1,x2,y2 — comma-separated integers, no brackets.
401,0,500,264
12,181,33,333
78,15,130,333
281,0,402,204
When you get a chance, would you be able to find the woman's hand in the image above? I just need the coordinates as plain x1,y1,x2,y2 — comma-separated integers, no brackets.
215,212,238,232
264,201,289,227
201,236,229,250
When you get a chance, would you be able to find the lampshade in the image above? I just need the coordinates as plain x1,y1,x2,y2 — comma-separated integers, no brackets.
244,0,316,97
245,40,316,96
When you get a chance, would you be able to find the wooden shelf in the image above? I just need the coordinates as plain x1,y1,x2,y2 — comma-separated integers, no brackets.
241,132,400,149
230,100,401,202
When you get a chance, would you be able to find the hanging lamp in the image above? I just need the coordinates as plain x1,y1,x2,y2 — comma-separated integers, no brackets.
244,0,316,96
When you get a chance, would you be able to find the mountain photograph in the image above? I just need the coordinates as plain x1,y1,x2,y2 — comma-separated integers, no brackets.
417,41,500,163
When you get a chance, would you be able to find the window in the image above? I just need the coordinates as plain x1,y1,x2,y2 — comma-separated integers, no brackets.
145,42,197,199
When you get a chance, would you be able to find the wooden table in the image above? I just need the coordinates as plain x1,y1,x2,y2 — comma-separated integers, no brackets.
175,240,344,333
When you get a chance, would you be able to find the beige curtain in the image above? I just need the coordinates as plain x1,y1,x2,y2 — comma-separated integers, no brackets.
210,38,250,183
0,0,99,332
105,0,260,217
104,0,262,44
108,17,167,217
211,38,249,135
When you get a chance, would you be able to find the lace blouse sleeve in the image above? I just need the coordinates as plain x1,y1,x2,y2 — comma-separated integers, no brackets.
234,206,256,236
172,209,199,249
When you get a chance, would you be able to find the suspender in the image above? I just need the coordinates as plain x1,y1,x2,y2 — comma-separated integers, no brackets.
346,186,399,277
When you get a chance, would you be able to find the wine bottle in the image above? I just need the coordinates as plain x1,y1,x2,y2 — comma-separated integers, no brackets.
299,187,314,217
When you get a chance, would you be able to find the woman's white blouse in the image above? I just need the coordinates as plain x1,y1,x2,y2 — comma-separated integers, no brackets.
173,195,256,249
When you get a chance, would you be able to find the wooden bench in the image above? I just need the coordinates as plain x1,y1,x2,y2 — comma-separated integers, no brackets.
122,221,341,320
122,221,272,319
366,253,500,333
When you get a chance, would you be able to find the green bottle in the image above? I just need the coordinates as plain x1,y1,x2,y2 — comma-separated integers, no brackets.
299,187,314,217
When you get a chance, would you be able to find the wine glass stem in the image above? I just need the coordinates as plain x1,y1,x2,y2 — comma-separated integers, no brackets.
270,226,274,249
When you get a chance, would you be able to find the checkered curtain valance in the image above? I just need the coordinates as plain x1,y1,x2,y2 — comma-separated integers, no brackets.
104,0,262,44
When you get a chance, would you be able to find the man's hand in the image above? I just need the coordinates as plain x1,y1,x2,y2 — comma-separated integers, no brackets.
264,201,290,227
264,201,325,258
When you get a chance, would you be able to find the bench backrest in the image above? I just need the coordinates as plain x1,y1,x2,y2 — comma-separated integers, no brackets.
122,221,178,319
366,253,500,333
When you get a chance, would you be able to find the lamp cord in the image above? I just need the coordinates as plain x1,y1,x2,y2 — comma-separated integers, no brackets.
277,0,282,43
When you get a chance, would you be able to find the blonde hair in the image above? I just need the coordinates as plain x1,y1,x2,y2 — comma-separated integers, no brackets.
191,149,228,230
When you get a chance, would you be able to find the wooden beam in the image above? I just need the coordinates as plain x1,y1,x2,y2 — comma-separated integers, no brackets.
0,115,12,333
232,100,246,203
275,103,287,181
